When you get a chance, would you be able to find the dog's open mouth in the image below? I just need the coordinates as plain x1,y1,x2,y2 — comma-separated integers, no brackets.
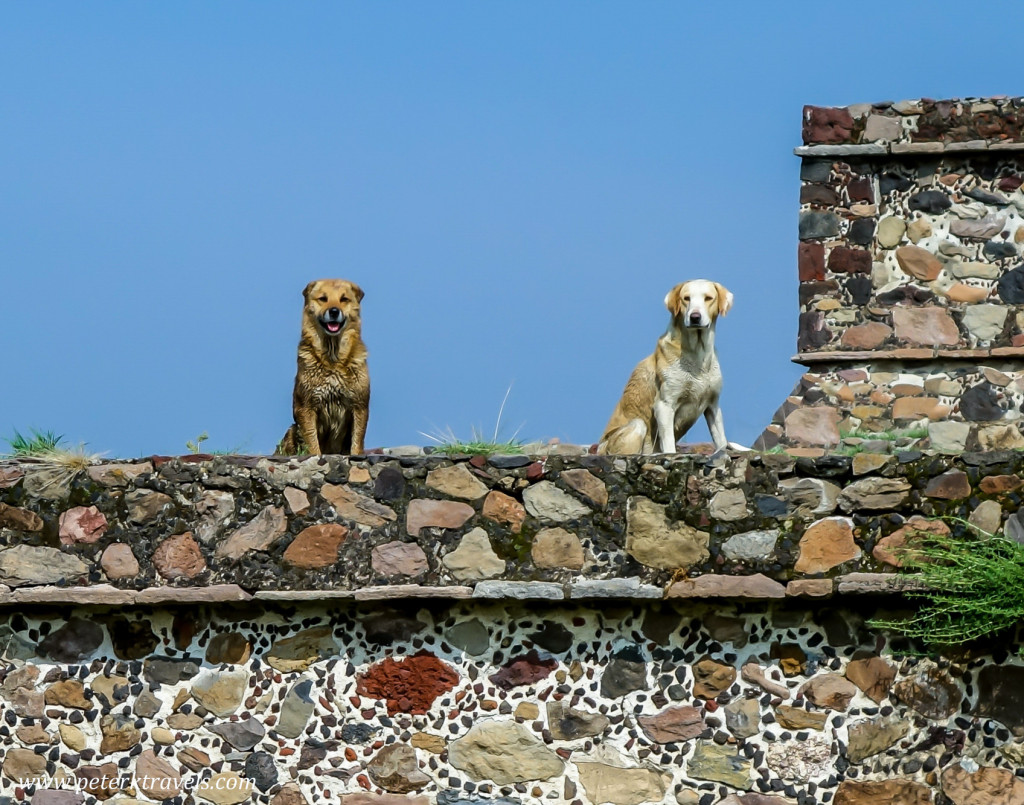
319,317,346,335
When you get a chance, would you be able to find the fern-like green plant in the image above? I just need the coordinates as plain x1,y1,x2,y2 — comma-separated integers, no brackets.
870,519,1024,649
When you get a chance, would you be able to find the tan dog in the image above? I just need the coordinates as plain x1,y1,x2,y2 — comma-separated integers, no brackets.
597,280,733,455
276,279,370,456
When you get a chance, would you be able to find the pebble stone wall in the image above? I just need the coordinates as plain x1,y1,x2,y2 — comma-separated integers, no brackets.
760,97,1024,454
2,448,1024,805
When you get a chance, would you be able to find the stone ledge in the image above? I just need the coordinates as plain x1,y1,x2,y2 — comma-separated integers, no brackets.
666,574,786,599
793,347,1024,364
797,140,1024,157
0,576,945,606
472,581,565,600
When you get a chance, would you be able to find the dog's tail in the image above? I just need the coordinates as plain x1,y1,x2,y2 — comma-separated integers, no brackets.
274,425,305,456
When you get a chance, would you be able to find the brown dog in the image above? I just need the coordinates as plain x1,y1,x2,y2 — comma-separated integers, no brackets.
276,279,370,455
598,280,733,455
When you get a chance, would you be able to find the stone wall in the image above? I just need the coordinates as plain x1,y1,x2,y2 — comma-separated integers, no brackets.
762,97,1024,454
4,451,1023,601
2,452,1024,804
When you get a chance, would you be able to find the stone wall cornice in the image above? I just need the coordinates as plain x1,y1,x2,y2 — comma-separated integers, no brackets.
802,97,1024,148
2,452,1019,605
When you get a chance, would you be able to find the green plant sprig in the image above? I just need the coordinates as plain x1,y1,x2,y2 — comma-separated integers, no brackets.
870,520,1024,649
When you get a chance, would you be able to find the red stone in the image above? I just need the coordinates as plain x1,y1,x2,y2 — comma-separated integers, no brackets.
841,323,892,350
798,243,825,282
827,247,871,274
847,177,874,203
924,469,971,500
489,650,558,690
803,105,855,145
980,475,1022,494
283,524,347,568
526,462,544,480
152,532,206,581
356,651,459,715
59,505,108,544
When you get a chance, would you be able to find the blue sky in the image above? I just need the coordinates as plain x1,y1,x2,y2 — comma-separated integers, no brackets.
1,2,1017,456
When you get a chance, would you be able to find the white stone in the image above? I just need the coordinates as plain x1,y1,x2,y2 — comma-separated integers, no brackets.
962,304,1008,343
523,481,591,522
442,528,505,581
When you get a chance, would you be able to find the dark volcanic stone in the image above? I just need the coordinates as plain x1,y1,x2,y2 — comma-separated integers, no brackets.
893,665,962,719
800,184,839,206
799,211,841,241
298,743,327,771
143,657,200,686
984,241,1017,260
37,619,104,663
798,312,832,351
879,172,914,195
362,612,425,645
488,455,531,468
438,793,520,805
828,246,871,274
755,495,788,517
846,275,872,306
601,646,648,698
490,650,558,690
799,281,839,306
967,187,1009,205
975,665,1024,735
641,609,683,645
908,190,951,214
876,285,934,306
997,265,1024,303
799,242,825,282
373,467,406,501
210,718,265,750
800,161,832,183
341,723,378,743
848,218,876,246
107,618,158,661
528,622,573,654
244,751,278,792
960,382,1005,422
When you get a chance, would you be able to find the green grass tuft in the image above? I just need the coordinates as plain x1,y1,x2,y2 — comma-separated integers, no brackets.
4,428,65,456
428,432,525,457
420,383,525,457
839,424,929,442
870,519,1024,650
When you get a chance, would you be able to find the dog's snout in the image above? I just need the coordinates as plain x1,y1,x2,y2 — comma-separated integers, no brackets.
327,307,341,320
689,311,702,324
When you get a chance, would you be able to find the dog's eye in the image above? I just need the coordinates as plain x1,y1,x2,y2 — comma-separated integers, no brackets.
706,295,714,302
318,296,328,302
339,296,349,303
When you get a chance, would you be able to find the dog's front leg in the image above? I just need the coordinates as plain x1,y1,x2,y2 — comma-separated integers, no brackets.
653,400,677,453
705,404,727,453
350,406,368,455
296,409,322,456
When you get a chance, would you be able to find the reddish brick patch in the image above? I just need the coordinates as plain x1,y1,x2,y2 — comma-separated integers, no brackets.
489,650,558,690
356,651,459,715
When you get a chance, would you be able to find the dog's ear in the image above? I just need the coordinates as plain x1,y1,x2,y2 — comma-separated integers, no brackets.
714,283,734,316
350,282,365,303
663,284,685,315
303,281,318,300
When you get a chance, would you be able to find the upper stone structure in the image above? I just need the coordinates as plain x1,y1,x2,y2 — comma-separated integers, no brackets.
759,97,1024,454
797,97,1024,360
